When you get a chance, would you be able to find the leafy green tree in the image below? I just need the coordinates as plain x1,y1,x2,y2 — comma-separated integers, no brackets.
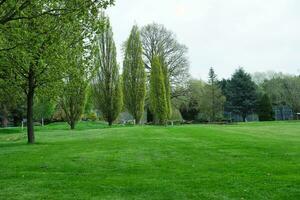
160,57,172,119
227,68,258,122
179,79,204,121
0,67,22,127
60,30,98,129
262,75,300,115
257,94,274,121
150,56,168,125
93,16,122,126
0,1,114,26
0,1,114,143
122,25,146,124
199,68,226,122
60,75,88,129
33,96,55,126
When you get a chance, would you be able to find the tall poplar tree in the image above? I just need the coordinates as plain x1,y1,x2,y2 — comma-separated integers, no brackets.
160,57,172,119
122,25,146,124
257,93,274,121
93,16,122,126
150,56,168,125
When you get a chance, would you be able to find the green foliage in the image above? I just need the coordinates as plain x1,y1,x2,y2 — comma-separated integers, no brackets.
33,96,55,122
258,94,274,121
0,0,115,143
122,25,146,124
199,85,226,122
93,16,122,126
59,22,99,129
160,58,172,119
262,76,300,113
60,75,87,129
150,56,168,124
226,68,258,121
141,23,190,102
180,79,205,121
200,68,226,122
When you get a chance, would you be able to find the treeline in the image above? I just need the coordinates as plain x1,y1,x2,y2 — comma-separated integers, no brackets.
0,0,190,143
1,1,300,145
181,69,300,122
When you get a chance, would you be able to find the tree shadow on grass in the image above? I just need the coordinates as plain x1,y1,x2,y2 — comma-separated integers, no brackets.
0,141,51,149
0,128,23,135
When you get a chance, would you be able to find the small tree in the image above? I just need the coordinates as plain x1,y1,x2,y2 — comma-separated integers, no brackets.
258,94,274,121
93,16,122,126
179,79,204,121
150,56,168,125
199,68,226,122
61,75,87,129
60,33,97,130
122,25,146,124
34,96,55,126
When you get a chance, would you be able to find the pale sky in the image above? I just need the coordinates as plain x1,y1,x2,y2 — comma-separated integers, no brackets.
107,0,300,80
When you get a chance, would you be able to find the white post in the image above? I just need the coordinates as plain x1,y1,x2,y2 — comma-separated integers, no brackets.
21,121,24,131
42,118,44,126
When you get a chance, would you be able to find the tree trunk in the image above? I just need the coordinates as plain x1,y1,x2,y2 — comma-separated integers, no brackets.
70,120,75,130
27,68,35,144
242,114,246,122
1,116,8,127
135,118,140,125
1,105,8,127
108,120,112,126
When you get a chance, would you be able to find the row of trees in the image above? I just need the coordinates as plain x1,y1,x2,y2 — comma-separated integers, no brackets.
182,68,300,123
1,1,299,144
0,1,115,143
0,1,190,143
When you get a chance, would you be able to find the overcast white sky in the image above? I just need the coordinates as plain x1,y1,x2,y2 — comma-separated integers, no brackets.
106,0,300,79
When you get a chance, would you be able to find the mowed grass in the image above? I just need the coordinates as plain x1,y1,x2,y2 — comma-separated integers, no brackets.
0,122,299,200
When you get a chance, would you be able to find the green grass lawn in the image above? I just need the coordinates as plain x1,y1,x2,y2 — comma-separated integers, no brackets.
0,121,299,200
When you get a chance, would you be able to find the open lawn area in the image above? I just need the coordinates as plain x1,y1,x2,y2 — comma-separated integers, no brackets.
0,122,299,200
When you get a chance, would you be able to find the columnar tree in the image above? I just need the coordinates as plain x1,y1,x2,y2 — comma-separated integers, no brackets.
150,56,168,124
160,57,172,119
93,17,122,126
257,93,274,121
208,68,218,121
60,71,88,129
200,68,226,122
122,25,146,124
227,68,258,122
60,30,98,129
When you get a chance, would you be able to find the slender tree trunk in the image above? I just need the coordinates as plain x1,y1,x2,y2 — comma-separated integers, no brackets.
27,68,35,144
1,116,8,128
1,105,8,127
70,120,75,130
242,114,246,122
13,115,19,127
